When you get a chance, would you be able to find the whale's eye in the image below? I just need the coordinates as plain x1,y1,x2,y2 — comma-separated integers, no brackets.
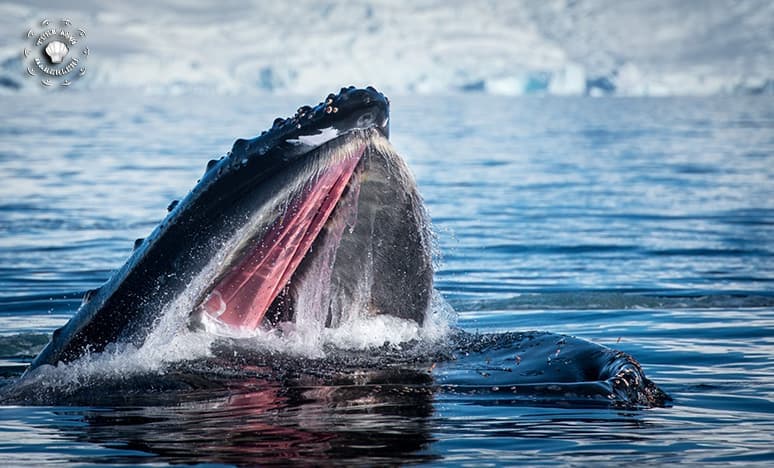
356,112,374,127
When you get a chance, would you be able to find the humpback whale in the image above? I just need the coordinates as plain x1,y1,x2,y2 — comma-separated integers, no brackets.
29,86,433,370
20,87,667,409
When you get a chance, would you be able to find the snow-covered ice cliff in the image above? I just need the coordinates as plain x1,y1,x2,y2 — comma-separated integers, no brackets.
1,0,772,95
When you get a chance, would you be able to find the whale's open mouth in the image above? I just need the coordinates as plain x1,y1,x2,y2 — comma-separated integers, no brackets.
189,129,432,335
27,87,434,370
197,144,366,331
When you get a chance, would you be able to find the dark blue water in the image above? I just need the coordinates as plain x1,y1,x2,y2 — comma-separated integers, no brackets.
1,93,773,465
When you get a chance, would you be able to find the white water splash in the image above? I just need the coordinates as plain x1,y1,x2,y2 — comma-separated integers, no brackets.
16,286,454,394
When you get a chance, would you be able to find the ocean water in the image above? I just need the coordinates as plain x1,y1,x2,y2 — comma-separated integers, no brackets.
0,92,773,465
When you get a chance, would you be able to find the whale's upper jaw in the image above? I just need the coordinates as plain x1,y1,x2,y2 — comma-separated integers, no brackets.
230,86,390,163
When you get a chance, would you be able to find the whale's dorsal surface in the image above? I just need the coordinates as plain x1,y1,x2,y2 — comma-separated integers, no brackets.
29,87,434,370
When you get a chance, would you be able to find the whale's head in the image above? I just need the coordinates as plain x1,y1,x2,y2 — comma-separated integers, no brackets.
29,86,433,369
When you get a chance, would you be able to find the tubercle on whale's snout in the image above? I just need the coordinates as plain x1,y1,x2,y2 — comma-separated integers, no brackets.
229,86,390,161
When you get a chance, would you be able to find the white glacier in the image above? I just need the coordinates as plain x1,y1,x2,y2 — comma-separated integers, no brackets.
1,0,772,96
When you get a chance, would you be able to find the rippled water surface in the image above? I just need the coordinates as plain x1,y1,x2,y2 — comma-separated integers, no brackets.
1,93,773,465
